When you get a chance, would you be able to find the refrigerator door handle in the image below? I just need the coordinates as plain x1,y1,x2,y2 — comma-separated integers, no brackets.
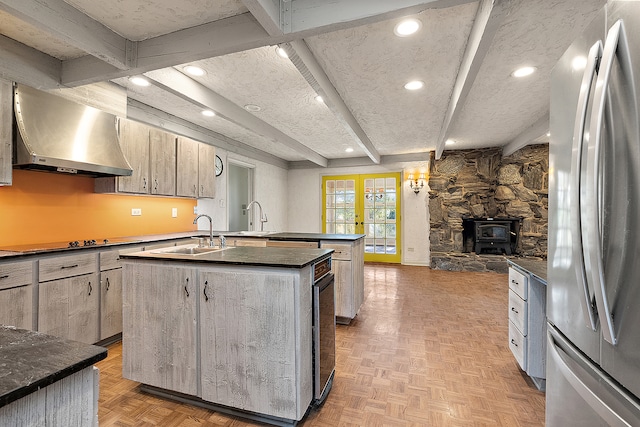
584,19,625,346
572,40,602,332
548,328,635,427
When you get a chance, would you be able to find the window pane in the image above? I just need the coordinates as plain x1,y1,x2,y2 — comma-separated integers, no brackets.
326,223,335,233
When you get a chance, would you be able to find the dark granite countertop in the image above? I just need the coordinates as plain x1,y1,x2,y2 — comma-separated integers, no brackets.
508,258,547,283
0,326,107,408
120,245,334,269
0,231,363,259
266,232,365,242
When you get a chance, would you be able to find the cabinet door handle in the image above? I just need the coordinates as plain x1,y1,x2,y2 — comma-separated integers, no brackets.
185,277,189,297
203,280,209,301
154,178,158,191
0,275,8,279
105,277,110,291
193,184,197,195
511,307,518,314
61,264,79,269
511,339,518,347
143,177,147,190
88,281,92,296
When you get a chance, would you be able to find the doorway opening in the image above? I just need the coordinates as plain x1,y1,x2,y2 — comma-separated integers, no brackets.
228,161,254,232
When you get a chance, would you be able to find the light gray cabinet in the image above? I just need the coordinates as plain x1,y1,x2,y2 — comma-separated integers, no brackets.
38,252,99,344
0,259,33,329
0,79,12,186
320,238,364,323
176,136,199,197
176,135,216,198
198,142,216,198
149,128,176,196
122,263,198,395
199,267,311,420
99,249,123,340
116,118,150,194
507,264,546,390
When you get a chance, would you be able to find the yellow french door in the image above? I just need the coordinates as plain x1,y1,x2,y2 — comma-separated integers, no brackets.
322,173,401,263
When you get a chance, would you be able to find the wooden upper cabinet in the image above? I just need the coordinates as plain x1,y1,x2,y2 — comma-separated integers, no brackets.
149,128,176,196
176,136,199,198
0,79,12,186
198,143,216,198
117,119,150,194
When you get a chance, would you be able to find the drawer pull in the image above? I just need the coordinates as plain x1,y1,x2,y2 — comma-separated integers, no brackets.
88,281,92,296
61,264,79,269
511,339,518,347
0,275,8,279
511,307,519,314
511,279,518,284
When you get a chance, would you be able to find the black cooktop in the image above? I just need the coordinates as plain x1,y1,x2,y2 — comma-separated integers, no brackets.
0,237,141,253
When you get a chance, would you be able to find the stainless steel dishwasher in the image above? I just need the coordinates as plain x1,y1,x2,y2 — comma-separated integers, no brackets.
313,257,335,404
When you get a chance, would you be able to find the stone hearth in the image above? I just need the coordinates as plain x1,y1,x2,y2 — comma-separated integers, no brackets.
429,145,548,272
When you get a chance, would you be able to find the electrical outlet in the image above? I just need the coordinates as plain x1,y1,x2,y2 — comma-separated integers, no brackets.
193,206,198,214
407,247,414,252
219,199,225,208
172,208,178,218
131,208,142,216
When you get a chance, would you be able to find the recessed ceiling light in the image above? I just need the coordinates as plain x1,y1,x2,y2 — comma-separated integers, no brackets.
244,104,262,112
394,19,421,37
445,139,455,146
202,110,215,117
345,147,354,153
129,76,150,87
183,65,206,76
512,66,536,78
572,56,587,71
315,95,324,103
404,80,424,90
276,46,289,58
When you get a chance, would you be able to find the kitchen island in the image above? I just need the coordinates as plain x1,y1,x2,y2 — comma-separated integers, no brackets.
120,244,333,426
0,326,106,424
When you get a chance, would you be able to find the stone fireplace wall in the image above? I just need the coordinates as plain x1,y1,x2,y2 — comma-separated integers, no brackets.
428,144,548,272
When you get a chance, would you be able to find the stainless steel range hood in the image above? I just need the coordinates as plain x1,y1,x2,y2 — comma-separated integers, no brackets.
13,84,133,177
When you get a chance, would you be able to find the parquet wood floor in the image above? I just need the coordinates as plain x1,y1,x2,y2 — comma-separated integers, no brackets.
96,264,545,426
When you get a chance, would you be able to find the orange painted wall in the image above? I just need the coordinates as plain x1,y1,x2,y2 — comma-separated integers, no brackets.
0,170,197,246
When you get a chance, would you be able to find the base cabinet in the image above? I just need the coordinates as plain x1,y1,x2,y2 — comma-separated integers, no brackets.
39,273,100,344
122,263,198,396
100,268,122,340
199,268,310,420
122,260,313,423
0,285,33,330
507,263,547,389
320,238,364,322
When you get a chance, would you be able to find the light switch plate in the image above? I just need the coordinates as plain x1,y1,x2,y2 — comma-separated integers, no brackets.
131,208,142,216
193,206,198,214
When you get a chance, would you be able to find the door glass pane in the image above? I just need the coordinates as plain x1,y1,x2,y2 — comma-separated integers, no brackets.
325,178,356,237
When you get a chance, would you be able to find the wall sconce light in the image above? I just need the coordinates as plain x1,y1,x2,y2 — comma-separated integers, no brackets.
408,173,425,194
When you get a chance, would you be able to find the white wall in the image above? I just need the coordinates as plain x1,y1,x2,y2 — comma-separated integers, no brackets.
197,148,288,232
287,162,430,265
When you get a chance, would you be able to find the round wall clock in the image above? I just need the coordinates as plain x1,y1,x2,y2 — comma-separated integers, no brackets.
215,155,223,176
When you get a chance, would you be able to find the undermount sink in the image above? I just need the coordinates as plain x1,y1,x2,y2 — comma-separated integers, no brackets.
236,231,272,236
151,246,230,256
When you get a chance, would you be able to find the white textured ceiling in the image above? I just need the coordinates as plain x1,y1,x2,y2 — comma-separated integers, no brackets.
0,0,608,166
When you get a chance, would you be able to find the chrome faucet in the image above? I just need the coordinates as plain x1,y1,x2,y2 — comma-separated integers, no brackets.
246,200,268,231
193,214,215,247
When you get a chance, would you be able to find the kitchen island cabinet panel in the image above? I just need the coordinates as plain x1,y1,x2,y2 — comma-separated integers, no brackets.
149,128,176,196
0,79,11,186
176,136,199,198
320,238,364,323
122,263,198,396
0,285,33,330
199,267,311,420
100,268,122,340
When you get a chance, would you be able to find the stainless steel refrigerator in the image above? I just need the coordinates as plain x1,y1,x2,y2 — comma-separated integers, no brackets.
548,1,640,425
